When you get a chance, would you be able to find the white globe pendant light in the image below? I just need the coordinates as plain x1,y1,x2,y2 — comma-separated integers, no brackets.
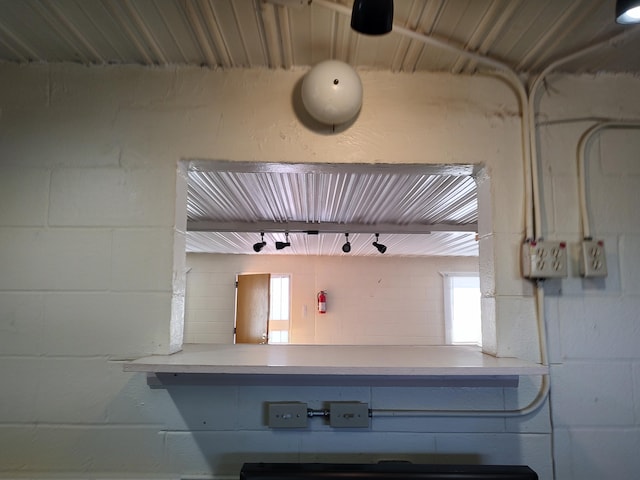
301,60,363,125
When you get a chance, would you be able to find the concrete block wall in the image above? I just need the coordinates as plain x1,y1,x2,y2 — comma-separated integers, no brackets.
185,253,479,345
11,62,639,478
536,74,640,479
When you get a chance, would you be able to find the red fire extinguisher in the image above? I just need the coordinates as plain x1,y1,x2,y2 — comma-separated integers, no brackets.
317,291,327,314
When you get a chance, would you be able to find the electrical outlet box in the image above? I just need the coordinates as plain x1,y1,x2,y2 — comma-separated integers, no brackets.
329,402,369,428
579,239,608,277
521,240,568,279
267,402,308,428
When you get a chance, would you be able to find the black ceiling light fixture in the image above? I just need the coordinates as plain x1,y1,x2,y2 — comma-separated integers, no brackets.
252,232,267,252
372,233,387,254
342,233,351,253
616,0,640,23
351,0,394,35
275,232,291,250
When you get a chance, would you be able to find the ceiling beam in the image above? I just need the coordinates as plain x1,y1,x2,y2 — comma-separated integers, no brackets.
187,220,477,234
187,159,478,177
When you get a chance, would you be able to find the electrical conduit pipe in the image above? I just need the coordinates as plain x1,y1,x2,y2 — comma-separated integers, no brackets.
312,0,544,418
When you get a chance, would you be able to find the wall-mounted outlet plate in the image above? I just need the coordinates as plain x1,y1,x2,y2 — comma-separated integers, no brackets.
521,241,568,279
579,240,607,277
267,402,308,428
329,402,369,428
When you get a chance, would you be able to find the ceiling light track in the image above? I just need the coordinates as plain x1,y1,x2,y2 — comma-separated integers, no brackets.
187,220,477,234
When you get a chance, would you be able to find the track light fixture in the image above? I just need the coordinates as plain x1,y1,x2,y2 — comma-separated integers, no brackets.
616,0,640,23
252,232,267,253
342,233,351,253
275,232,291,250
372,233,387,254
351,0,394,35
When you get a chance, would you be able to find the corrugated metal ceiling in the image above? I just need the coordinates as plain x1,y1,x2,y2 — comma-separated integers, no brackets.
185,161,479,256
0,0,638,74
187,169,477,226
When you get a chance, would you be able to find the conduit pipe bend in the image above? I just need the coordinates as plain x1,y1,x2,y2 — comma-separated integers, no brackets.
311,0,535,242
527,27,639,240
313,0,546,419
577,121,640,240
370,377,549,418
372,282,549,419
523,37,640,423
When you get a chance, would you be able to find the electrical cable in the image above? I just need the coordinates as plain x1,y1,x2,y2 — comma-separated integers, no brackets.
313,0,545,419
312,0,534,241
371,282,549,419
307,0,639,421
369,377,549,418
527,27,639,240
577,121,640,240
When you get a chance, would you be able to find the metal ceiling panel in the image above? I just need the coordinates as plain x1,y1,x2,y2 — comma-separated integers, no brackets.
0,0,638,74
187,170,478,226
185,162,478,256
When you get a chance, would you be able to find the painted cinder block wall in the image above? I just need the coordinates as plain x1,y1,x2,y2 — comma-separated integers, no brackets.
536,75,640,479
0,63,638,479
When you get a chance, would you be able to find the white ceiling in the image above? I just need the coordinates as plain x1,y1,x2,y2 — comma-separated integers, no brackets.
3,0,638,256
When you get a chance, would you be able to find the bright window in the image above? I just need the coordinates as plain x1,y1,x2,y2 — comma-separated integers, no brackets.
268,330,289,344
443,273,482,346
268,274,290,344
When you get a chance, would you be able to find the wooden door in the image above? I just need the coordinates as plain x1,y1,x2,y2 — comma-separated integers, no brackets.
235,273,270,344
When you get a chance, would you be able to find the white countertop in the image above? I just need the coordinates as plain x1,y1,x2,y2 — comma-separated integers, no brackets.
123,344,548,379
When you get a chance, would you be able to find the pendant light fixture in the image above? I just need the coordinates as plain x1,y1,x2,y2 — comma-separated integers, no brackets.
301,59,363,125
616,0,640,23
342,233,351,253
252,232,266,252
372,233,387,254
351,0,394,35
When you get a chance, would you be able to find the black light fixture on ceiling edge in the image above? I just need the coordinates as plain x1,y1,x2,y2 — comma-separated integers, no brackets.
342,233,351,253
616,0,640,23
253,232,267,253
351,0,394,35
275,232,291,250
372,233,387,254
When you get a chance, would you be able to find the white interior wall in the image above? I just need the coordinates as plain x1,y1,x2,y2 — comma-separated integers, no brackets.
185,253,479,345
534,74,640,479
1,62,639,479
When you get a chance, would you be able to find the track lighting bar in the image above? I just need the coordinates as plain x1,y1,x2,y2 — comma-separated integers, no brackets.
187,220,476,234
